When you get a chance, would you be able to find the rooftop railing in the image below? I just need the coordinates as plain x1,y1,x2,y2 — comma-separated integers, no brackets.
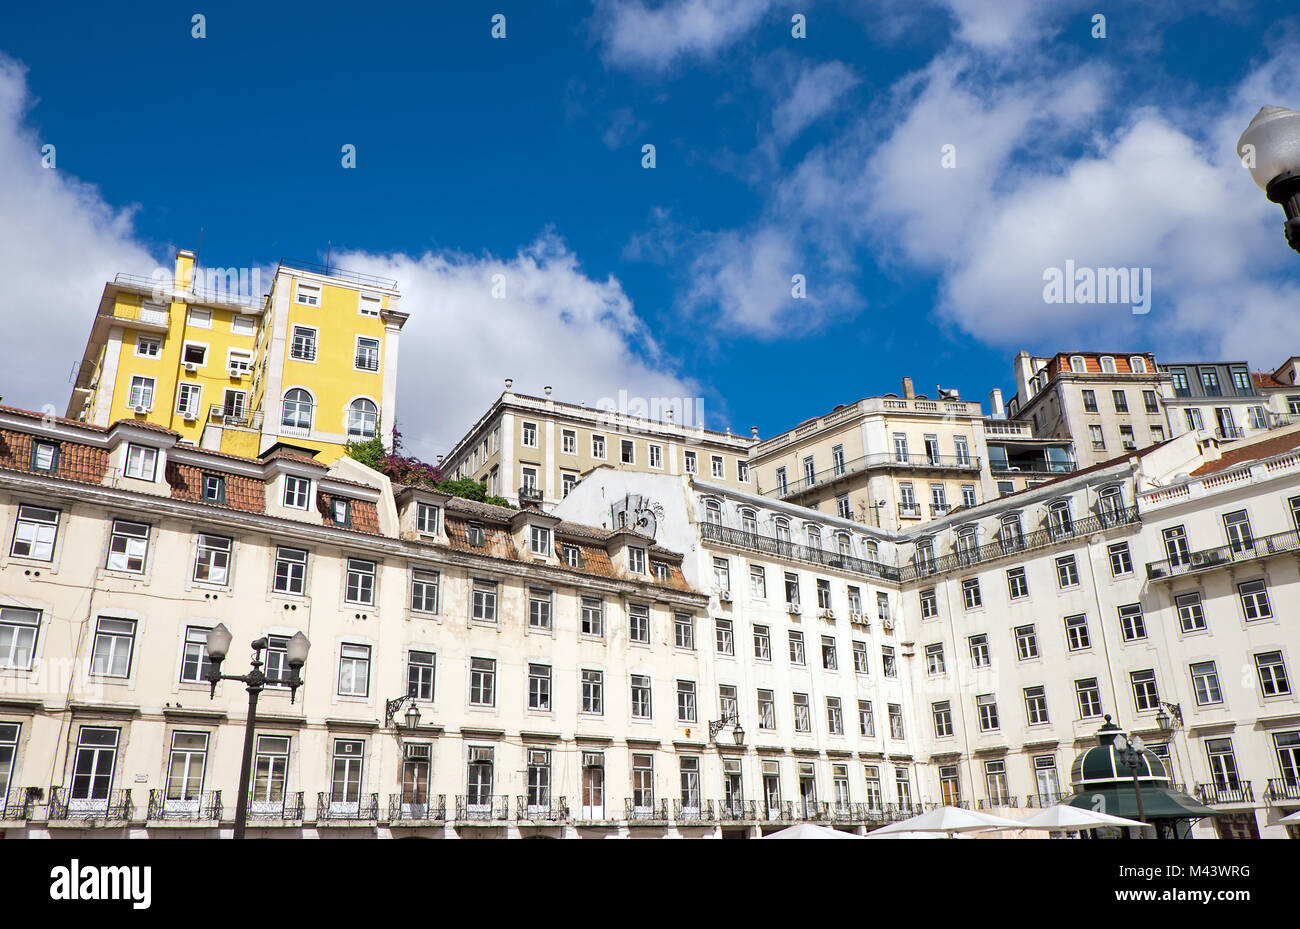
1146,527,1300,580
763,452,980,500
277,258,398,290
701,521,900,582
113,273,268,309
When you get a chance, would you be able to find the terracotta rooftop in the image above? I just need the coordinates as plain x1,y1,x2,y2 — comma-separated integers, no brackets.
1189,429,1300,476
1252,371,1286,390
0,404,107,432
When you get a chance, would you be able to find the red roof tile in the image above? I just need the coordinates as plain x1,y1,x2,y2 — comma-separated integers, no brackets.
1189,429,1300,476
0,430,108,485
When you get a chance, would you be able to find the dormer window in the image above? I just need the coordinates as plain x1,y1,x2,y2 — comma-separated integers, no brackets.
563,544,581,568
123,444,158,481
283,475,310,509
416,502,440,535
629,546,647,574
1100,356,1116,374
467,523,485,547
1069,355,1086,373
31,441,59,472
529,525,552,556
1049,500,1073,536
653,562,669,582
1129,356,1147,374
331,498,352,526
201,473,226,503
704,500,722,525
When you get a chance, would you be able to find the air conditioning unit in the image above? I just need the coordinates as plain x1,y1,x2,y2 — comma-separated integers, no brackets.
133,404,148,415
718,590,733,602
405,742,431,760
184,362,198,373
882,617,896,631
182,410,198,422
228,366,245,379
819,609,835,621
1190,551,1209,567
787,604,802,616
469,747,494,764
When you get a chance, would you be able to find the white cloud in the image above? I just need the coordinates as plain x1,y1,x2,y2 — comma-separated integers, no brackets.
601,107,648,150
335,235,698,459
0,57,159,416
769,60,859,146
593,0,778,72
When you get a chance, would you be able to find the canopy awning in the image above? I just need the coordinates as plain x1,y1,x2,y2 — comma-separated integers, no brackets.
1065,787,1220,819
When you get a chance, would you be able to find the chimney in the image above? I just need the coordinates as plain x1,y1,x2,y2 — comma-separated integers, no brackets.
989,388,1005,419
750,426,759,439
1014,351,1034,401
901,376,915,400
174,249,196,292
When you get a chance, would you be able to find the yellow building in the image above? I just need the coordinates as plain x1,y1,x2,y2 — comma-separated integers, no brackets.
66,249,407,463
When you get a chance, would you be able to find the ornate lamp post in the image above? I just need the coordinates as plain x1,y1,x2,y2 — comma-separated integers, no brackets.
1112,732,1148,837
385,694,422,732
1238,105,1300,254
203,624,310,839
708,711,745,746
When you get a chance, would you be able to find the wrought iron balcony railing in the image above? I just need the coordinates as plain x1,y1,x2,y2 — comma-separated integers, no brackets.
700,522,900,582
389,793,447,822
899,505,1140,583
0,787,40,820
1025,791,1071,808
146,790,222,821
1146,527,1300,580
516,796,568,822
316,792,379,822
624,799,669,822
248,791,305,821
673,799,716,823
765,452,981,500
990,462,1078,476
718,800,756,822
455,795,509,821
1266,779,1300,802
977,796,1017,809
1195,783,1254,805
48,787,133,822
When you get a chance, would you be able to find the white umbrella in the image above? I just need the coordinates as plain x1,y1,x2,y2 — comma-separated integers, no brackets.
1278,809,1300,825
760,822,863,839
868,806,1022,838
865,829,970,839
1015,804,1145,832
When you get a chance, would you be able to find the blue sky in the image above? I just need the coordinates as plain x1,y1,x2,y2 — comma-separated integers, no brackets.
1,0,1299,459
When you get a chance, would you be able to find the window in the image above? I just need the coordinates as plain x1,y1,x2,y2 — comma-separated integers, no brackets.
561,472,577,498
136,335,161,357
1162,525,1190,567
581,669,604,714
106,519,149,573
354,337,380,372
737,460,749,482
1076,678,1102,718
528,525,552,556
329,739,366,808
1274,731,1300,788
673,612,695,650
465,746,494,809
618,439,635,465
976,694,999,731
282,475,310,510
631,754,655,808
1200,368,1221,395
630,675,652,718
581,597,604,637
750,565,766,599
90,617,136,677
123,444,158,481
252,735,289,804
273,546,307,595
295,282,320,306
472,580,498,622
337,644,371,697
521,422,538,447
1185,408,1204,431
521,467,538,495
628,603,650,643
793,693,811,732
853,640,869,674
684,450,697,474
628,546,646,574
1089,425,1105,450
826,697,844,735
405,650,435,701
70,727,119,803
11,505,59,560
1055,555,1079,588
679,757,700,811
1118,603,1146,641
591,434,606,458
711,455,725,478
1119,426,1136,449
0,606,40,670
469,658,496,706
176,382,202,418
1111,389,1128,413
754,625,772,661
968,634,990,668
411,502,440,536
1108,542,1133,576
1189,661,1222,706
649,444,663,469
411,569,440,613
786,629,802,665
528,588,552,630
821,635,837,670
677,680,697,722
200,472,226,504
714,618,733,655
1015,625,1039,660
30,440,59,473
192,534,231,585
344,558,376,605
1173,592,1205,632
962,578,982,609
1023,686,1049,725
528,663,551,711
1006,567,1029,599
346,398,379,438
1131,669,1159,712
816,578,832,610
289,326,317,361
1064,614,1090,650
1255,652,1291,697
1205,739,1241,792
1082,389,1098,413
847,586,863,614
888,704,904,741
758,690,776,729
882,645,897,678
855,700,874,738
1238,579,1272,621
128,375,155,410
1223,510,1254,553
281,388,314,431
962,484,977,508
358,293,381,317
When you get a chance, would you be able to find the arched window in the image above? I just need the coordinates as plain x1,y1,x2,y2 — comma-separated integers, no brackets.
1049,500,1073,537
999,513,1024,550
704,499,722,525
281,388,313,431
955,525,978,564
915,538,935,574
740,509,758,537
1100,356,1116,374
863,539,880,562
1129,356,1147,374
1098,486,1125,524
347,398,379,438
774,518,791,545
1070,355,1086,373
806,525,823,551
836,533,852,557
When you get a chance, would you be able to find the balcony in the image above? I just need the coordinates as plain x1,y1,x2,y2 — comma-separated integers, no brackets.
898,504,923,520
700,522,899,582
624,799,669,824
990,461,1078,476
388,793,447,823
47,787,133,824
673,799,716,823
146,790,222,823
930,503,951,517
113,272,268,309
1214,426,1245,440
100,295,171,329
1146,527,1300,580
515,796,568,823
718,800,757,822
977,796,1018,809
1266,779,1300,803
207,405,264,431
763,452,980,501
0,788,39,820
248,791,305,822
315,792,380,823
899,505,1140,583
455,794,509,822
1025,791,1071,808
1195,783,1254,805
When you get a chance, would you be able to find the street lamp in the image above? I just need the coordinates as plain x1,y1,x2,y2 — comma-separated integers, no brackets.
1237,105,1300,254
203,623,310,839
708,711,745,745
1155,702,1183,734
1112,732,1147,837
385,693,423,731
